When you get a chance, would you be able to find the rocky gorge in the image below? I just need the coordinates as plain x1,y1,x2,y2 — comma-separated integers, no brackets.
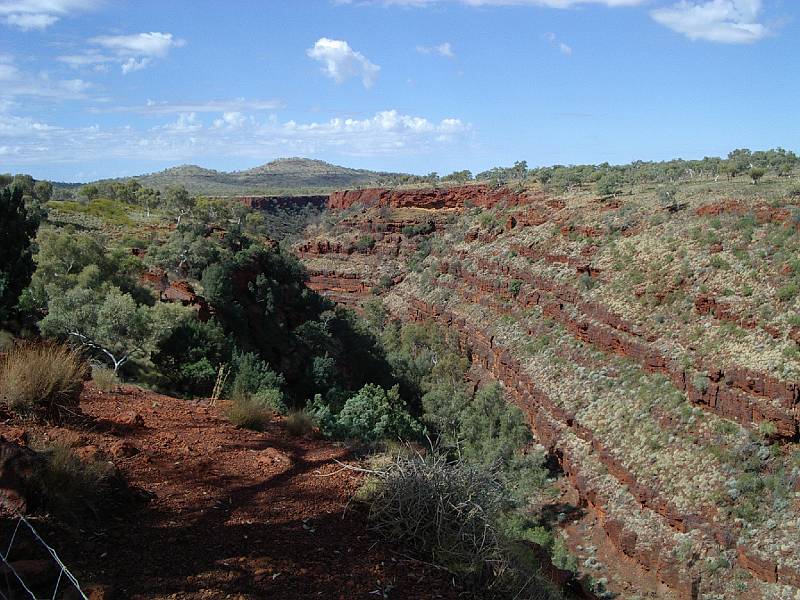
294,182,800,600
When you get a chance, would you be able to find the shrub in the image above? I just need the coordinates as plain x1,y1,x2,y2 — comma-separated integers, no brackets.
91,365,119,392
777,283,798,302
401,222,435,237
225,397,273,431
749,168,766,184
692,374,710,394
758,421,778,438
509,279,523,297
0,343,87,421
286,409,314,436
354,235,376,253
578,272,597,290
334,384,421,443
252,386,287,414
230,351,284,400
366,453,508,580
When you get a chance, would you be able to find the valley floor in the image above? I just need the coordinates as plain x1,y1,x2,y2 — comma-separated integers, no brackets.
4,385,460,599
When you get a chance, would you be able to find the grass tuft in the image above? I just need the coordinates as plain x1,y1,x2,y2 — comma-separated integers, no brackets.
225,397,273,431
0,342,87,422
286,409,314,437
91,365,120,393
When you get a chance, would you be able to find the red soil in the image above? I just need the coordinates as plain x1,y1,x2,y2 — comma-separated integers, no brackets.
5,386,460,599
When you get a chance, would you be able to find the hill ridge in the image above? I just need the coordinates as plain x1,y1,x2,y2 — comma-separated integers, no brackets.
94,158,399,196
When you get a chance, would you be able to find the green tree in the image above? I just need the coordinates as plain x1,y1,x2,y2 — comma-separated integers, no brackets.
323,383,421,442
151,316,232,397
135,187,160,217
0,185,39,320
441,170,473,183
458,383,531,467
40,286,179,373
596,171,623,196
165,186,194,225
749,167,766,184
33,180,53,202
79,184,100,200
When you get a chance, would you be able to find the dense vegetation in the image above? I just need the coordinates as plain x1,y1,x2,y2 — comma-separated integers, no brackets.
377,147,800,194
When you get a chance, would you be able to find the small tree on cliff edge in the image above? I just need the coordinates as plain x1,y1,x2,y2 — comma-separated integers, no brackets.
40,286,182,374
0,184,39,321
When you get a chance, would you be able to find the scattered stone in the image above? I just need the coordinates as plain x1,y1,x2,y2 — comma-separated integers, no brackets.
111,440,139,459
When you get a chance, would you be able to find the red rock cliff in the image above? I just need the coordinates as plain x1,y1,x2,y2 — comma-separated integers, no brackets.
328,184,540,210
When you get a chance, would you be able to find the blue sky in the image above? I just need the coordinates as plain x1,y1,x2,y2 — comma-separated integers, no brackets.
0,0,797,181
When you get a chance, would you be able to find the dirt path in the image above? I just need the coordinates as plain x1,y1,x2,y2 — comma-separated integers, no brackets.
8,385,461,599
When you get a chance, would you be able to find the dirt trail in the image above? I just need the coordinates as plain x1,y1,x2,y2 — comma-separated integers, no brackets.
8,385,460,599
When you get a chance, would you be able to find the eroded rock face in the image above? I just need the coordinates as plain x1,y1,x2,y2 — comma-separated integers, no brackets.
328,184,542,211
140,270,211,320
0,441,44,514
297,185,800,597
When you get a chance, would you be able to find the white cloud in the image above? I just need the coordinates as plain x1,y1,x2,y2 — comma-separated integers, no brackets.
60,32,186,74
544,32,573,55
213,111,248,129
0,112,57,134
0,54,90,99
0,108,470,166
651,0,768,43
93,98,284,115
307,38,380,88
367,0,642,6
154,112,202,133
0,0,97,30
91,32,185,58
416,42,455,58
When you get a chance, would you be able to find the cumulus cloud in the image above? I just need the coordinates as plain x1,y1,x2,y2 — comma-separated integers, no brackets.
0,0,97,30
61,32,186,74
307,38,380,88
154,112,202,133
651,0,768,43
416,42,455,58
0,108,470,167
212,111,248,129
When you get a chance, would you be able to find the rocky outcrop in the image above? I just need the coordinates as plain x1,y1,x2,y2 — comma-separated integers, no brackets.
161,281,210,320
695,199,795,225
328,184,543,211
437,256,798,439
306,271,373,306
140,269,210,320
405,297,800,592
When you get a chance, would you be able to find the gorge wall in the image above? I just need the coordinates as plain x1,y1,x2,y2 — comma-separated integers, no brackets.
294,183,800,600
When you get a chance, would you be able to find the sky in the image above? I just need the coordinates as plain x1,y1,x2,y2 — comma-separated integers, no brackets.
0,0,798,182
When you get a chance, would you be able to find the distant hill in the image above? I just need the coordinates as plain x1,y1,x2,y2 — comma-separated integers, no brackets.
109,158,398,196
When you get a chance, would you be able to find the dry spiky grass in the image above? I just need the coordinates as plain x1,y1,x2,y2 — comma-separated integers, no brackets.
286,408,314,437
91,364,119,393
225,397,273,431
31,441,117,518
0,342,87,422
